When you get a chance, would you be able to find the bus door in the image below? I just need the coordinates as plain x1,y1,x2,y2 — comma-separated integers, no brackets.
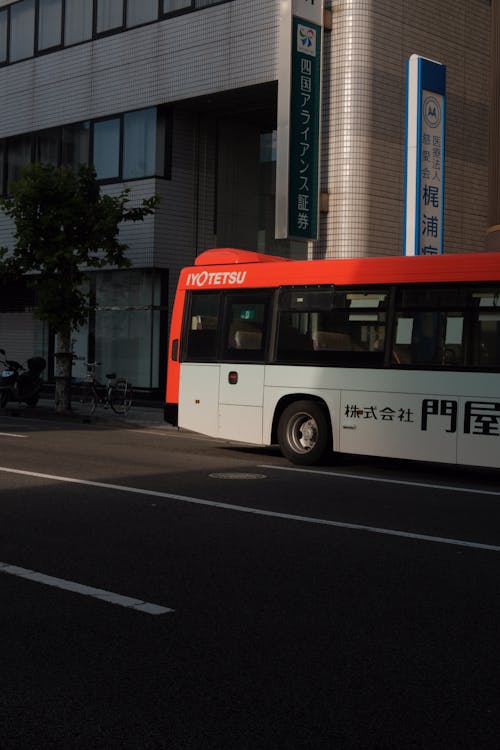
177,291,221,437
217,292,272,444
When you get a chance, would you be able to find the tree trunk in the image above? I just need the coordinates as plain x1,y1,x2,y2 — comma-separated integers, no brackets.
54,330,73,413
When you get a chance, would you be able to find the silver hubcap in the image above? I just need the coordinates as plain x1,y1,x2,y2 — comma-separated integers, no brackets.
287,412,318,454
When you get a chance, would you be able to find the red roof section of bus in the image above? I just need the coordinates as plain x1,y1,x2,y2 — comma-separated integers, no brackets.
181,249,500,289
195,248,287,265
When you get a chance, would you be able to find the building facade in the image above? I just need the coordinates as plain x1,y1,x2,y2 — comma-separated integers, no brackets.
0,0,492,392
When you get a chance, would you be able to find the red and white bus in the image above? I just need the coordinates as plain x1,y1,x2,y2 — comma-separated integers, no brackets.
165,248,500,468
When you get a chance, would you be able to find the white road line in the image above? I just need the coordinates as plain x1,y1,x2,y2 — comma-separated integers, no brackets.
0,432,27,438
0,562,173,615
259,464,500,498
1,465,500,554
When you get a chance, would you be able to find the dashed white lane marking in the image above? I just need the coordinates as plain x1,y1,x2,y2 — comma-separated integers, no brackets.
259,464,500,498
1,466,500,554
0,562,173,615
0,432,27,438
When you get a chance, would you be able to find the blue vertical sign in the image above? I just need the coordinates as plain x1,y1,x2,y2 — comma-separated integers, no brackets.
404,55,446,255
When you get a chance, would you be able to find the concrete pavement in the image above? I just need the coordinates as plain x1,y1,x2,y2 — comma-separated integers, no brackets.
0,396,171,428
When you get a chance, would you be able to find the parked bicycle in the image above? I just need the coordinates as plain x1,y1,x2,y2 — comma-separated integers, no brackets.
76,362,133,416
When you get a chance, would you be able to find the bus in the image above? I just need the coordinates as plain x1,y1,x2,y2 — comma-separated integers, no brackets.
164,247,500,469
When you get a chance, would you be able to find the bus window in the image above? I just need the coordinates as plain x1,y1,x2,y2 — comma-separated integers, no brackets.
277,287,387,365
221,291,272,361
471,290,500,367
276,312,314,360
392,287,466,367
184,291,221,361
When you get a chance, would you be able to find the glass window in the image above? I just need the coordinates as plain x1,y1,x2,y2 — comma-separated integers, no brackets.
0,10,8,63
185,292,221,361
163,0,191,13
64,0,93,45
392,311,465,367
0,141,5,195
7,135,32,190
276,287,387,365
123,108,156,179
94,270,159,387
196,0,222,6
471,290,500,368
96,0,124,33
38,0,62,51
62,122,90,171
35,128,60,165
10,0,35,62
393,287,466,368
127,0,158,27
93,118,120,179
222,292,271,361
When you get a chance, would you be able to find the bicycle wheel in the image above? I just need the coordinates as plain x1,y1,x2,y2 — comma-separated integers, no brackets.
76,382,97,416
109,379,133,414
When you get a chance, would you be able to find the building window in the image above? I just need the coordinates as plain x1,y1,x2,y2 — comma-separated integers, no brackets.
64,0,93,45
0,141,5,194
38,0,62,51
123,108,156,179
34,128,60,165
127,0,158,27
93,117,121,180
0,107,169,194
96,0,124,34
10,0,35,62
7,135,32,190
62,122,90,171
0,0,237,66
163,0,192,13
0,9,7,63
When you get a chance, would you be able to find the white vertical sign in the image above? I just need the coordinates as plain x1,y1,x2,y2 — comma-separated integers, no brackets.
404,55,446,256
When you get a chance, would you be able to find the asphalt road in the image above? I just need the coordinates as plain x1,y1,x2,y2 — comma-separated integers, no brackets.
0,405,500,749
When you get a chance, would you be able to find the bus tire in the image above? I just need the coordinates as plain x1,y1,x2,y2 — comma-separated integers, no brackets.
277,400,331,466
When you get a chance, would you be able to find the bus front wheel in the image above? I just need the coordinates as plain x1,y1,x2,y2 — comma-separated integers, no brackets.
277,400,330,466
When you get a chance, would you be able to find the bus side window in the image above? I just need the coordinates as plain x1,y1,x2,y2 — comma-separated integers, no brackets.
222,291,272,361
276,313,314,360
392,312,465,367
184,292,221,361
471,290,500,367
474,313,500,366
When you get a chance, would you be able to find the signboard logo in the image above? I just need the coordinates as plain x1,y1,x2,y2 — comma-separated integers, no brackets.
423,95,441,128
297,24,317,56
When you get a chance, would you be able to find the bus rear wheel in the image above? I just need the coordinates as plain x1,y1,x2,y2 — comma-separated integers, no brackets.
277,400,330,466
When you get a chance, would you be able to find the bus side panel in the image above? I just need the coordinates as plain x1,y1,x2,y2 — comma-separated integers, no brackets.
218,364,265,444
457,395,500,468
340,390,457,463
178,363,220,438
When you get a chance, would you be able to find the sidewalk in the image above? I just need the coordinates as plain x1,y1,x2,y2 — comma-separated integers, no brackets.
1,396,170,428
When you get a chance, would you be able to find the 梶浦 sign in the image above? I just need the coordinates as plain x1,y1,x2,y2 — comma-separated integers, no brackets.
404,55,446,256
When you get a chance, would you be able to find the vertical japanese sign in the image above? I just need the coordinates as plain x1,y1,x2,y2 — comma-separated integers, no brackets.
276,0,323,241
404,55,446,256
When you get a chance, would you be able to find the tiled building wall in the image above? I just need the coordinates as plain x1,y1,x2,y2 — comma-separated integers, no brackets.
318,0,490,259
0,0,492,267
0,0,279,276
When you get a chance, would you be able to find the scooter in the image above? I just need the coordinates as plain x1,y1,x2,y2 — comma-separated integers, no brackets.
0,348,46,408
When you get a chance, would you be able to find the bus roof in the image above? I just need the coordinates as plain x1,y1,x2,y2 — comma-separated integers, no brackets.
180,248,500,290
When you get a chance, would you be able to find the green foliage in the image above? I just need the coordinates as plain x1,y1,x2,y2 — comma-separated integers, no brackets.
0,162,159,334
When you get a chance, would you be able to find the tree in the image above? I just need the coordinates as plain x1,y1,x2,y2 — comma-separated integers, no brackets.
0,162,159,412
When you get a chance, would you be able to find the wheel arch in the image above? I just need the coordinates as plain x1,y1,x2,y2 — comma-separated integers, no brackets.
271,393,333,447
